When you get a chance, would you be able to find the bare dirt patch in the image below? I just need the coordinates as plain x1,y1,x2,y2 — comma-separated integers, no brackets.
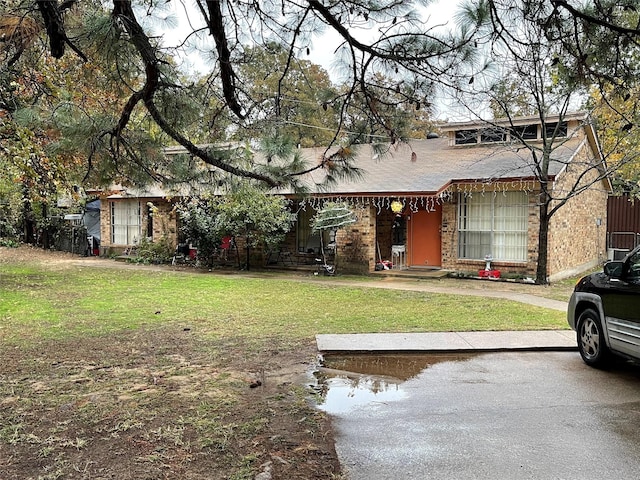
0,246,341,480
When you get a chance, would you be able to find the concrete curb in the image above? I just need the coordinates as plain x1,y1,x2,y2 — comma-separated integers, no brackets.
316,330,577,354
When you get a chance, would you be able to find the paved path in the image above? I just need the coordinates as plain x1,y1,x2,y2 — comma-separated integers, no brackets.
315,277,569,312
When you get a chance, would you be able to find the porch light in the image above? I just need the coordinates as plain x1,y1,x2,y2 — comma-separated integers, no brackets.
391,200,403,214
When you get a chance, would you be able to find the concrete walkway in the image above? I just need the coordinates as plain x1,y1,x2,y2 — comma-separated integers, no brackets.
316,330,577,354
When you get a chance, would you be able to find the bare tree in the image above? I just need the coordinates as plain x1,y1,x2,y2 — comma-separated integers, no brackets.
453,0,640,284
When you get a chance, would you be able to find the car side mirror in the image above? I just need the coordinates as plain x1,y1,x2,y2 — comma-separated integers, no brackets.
604,260,624,279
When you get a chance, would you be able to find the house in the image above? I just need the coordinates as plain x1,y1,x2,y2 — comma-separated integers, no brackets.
98,112,610,281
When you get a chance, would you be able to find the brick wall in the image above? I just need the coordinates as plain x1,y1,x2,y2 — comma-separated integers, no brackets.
99,199,111,253
438,156,607,281
440,201,458,269
337,204,376,274
148,200,178,247
547,150,608,280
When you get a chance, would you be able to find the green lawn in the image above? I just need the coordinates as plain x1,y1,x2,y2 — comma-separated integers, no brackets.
0,262,567,346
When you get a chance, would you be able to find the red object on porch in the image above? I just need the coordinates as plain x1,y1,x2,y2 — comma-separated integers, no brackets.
478,269,501,279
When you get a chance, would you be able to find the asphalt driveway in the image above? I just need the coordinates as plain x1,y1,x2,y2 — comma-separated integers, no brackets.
321,351,640,480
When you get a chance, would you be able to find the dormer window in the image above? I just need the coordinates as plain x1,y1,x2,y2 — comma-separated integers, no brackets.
511,124,538,140
480,127,507,143
455,129,478,145
453,121,568,146
544,121,568,138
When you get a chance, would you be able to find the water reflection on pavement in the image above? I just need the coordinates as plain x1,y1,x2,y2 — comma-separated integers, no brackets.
315,354,475,415
314,352,640,480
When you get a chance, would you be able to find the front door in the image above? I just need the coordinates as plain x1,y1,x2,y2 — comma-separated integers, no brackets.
408,206,442,268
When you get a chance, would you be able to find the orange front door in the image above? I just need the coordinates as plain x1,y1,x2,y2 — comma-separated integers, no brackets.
408,205,442,268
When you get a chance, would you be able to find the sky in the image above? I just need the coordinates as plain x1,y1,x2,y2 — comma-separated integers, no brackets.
309,0,461,81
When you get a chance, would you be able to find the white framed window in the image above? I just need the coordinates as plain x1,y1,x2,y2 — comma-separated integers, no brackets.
458,191,528,262
111,200,141,245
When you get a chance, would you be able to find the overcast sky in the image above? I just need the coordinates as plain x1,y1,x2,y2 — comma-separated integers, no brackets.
309,0,460,81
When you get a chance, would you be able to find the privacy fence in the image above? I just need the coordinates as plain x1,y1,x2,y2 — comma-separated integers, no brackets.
607,195,640,255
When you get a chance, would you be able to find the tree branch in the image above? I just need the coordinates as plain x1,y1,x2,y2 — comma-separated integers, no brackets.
36,0,87,61
109,0,278,186
205,0,245,119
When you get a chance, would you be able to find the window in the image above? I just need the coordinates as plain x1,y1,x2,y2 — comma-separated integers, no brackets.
111,200,141,245
511,124,538,140
543,121,568,139
458,191,528,262
626,250,640,280
455,129,478,145
455,121,568,146
296,207,329,254
480,127,506,143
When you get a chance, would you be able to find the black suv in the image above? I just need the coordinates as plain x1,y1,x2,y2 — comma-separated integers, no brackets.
568,245,640,367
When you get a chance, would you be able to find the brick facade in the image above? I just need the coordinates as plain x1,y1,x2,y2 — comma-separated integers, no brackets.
547,154,608,281
96,116,608,280
436,175,606,281
99,197,179,255
148,200,179,247
336,204,376,274
100,178,606,280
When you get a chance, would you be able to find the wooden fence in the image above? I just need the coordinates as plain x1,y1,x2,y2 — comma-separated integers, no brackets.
607,195,640,250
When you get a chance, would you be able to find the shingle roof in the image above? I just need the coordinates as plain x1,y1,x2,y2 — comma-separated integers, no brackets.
290,136,584,196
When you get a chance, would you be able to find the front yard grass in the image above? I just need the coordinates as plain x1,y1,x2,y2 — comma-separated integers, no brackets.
1,264,567,344
0,249,568,480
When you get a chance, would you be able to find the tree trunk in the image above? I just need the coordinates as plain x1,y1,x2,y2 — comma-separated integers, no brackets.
41,202,50,249
536,197,551,285
22,185,35,244
244,229,251,270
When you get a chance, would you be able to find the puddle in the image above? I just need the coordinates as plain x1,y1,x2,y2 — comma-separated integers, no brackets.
314,353,475,414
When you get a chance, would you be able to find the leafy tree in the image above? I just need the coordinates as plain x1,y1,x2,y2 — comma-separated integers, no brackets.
3,0,640,193
0,8,150,240
536,0,640,91
177,185,293,269
214,185,293,270
176,194,226,268
0,64,63,242
236,43,340,148
1,0,473,190
0,153,22,240
467,0,640,91
590,85,640,197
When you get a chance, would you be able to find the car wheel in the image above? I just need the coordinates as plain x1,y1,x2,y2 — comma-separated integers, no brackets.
577,308,610,368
